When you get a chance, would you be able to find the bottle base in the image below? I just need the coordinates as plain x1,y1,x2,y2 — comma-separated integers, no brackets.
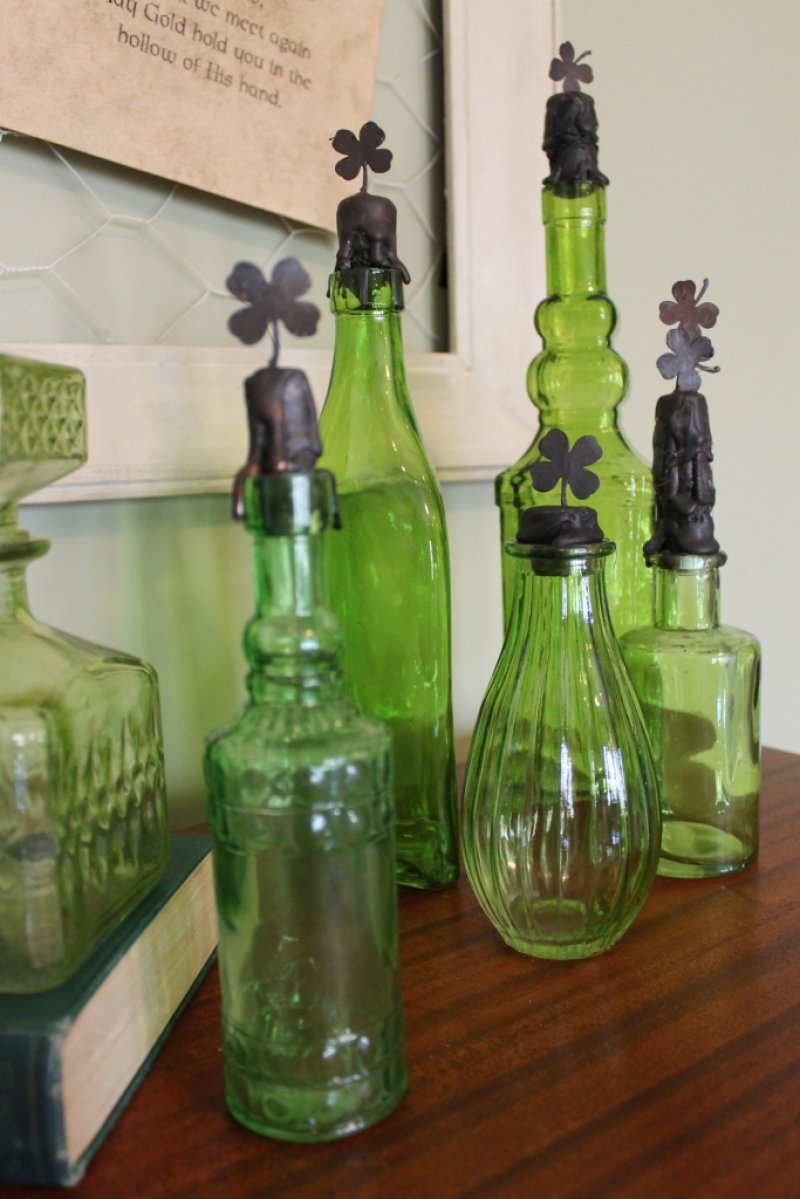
224,1062,407,1143
657,819,757,879
395,817,459,890
499,898,634,960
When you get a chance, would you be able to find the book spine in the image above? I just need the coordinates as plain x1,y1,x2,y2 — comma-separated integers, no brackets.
0,1026,73,1186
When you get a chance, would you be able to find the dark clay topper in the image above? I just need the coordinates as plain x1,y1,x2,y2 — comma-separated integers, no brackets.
644,278,722,558
517,429,605,547
331,121,410,283
543,43,609,187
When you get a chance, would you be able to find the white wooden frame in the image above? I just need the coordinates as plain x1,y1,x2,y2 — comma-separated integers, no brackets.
12,1,557,504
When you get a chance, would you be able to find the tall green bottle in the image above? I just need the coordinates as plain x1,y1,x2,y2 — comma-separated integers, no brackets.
205,352,407,1141
319,124,458,890
496,46,653,636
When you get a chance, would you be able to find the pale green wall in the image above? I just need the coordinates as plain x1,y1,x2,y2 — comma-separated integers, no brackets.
558,0,799,756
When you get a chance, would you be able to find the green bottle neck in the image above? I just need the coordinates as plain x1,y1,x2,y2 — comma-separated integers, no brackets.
326,270,413,417
530,184,626,426
0,525,49,621
504,541,616,638
542,184,608,296
243,474,343,704
651,555,723,631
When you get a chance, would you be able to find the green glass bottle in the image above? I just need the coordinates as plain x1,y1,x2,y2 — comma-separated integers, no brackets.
205,362,406,1142
464,434,660,959
620,278,760,878
496,57,653,636
621,555,760,878
318,125,457,891
0,353,168,993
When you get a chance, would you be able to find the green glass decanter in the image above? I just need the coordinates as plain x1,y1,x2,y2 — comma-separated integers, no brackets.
0,353,168,993
496,44,653,637
464,432,660,959
318,123,458,890
205,287,406,1140
620,280,760,878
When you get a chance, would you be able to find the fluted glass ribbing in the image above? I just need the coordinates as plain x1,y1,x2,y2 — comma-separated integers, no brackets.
463,541,660,959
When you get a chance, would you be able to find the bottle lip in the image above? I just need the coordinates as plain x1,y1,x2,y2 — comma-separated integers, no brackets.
646,550,727,573
505,539,615,576
328,268,404,313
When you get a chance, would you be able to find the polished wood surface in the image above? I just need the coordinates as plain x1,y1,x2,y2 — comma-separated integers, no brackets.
9,748,800,1198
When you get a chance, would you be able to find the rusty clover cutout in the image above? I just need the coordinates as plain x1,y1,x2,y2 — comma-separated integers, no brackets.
549,42,594,92
531,429,602,506
657,327,720,392
226,257,320,366
659,279,719,342
331,121,393,191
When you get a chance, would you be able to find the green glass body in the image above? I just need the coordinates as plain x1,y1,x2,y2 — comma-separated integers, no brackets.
496,184,653,637
462,540,660,959
204,473,406,1142
319,269,458,890
620,554,760,878
0,533,169,993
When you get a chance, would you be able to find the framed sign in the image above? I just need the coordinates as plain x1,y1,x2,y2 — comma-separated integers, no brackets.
0,0,384,230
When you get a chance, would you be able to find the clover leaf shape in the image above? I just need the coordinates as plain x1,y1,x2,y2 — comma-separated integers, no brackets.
659,278,719,341
226,257,320,366
332,121,393,191
657,326,720,391
549,42,594,93
530,429,602,506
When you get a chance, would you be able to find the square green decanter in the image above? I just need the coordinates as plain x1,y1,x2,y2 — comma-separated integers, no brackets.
0,353,169,993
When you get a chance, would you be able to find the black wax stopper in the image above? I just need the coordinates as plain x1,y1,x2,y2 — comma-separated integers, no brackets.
543,43,608,187
331,122,410,282
517,505,605,547
645,278,722,557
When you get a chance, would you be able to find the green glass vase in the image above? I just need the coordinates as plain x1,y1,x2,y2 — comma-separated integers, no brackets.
204,470,407,1142
620,554,760,878
496,184,653,636
462,538,660,959
0,354,168,993
319,268,458,890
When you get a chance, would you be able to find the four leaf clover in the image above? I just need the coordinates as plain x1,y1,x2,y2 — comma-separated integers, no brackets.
658,279,719,341
549,42,594,93
331,121,393,190
530,429,602,506
656,326,720,392
226,258,320,365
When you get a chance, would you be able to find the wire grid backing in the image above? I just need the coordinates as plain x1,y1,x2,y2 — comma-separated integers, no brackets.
0,0,446,355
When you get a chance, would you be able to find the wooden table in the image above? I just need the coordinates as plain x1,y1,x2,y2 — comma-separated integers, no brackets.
8,748,800,1198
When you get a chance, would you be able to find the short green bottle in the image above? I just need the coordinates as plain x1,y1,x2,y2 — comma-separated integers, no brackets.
464,433,660,959
620,279,760,877
496,46,653,637
205,340,406,1141
318,123,458,890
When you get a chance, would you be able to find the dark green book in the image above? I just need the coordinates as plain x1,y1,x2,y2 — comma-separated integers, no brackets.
0,834,216,1187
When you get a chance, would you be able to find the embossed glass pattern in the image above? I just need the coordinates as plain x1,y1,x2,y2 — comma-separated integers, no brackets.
204,472,406,1142
496,184,654,636
0,354,168,993
621,555,760,877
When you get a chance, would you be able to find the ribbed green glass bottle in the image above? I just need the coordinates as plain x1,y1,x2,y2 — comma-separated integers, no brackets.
496,182,653,636
204,469,406,1141
463,535,660,959
319,268,458,890
621,555,760,877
